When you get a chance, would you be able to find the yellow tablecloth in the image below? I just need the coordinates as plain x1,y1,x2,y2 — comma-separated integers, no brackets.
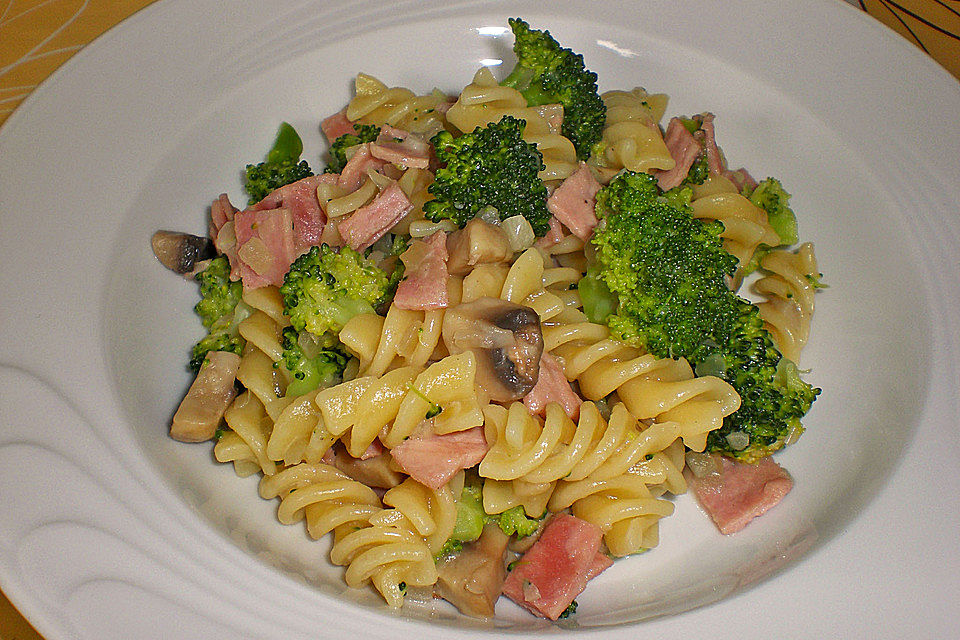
0,0,957,636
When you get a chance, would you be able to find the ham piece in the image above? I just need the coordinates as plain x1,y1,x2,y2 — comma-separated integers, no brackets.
209,193,238,236
338,181,413,252
654,117,702,191
337,143,387,193
390,426,489,490
687,454,793,534
699,112,724,176
233,207,299,289
534,216,565,249
321,108,355,143
724,167,759,192
394,231,450,310
545,163,601,241
370,125,432,169
523,352,582,419
250,174,337,251
501,514,612,620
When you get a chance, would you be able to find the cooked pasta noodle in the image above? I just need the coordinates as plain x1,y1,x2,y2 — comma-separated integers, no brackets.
589,88,674,176
753,242,820,362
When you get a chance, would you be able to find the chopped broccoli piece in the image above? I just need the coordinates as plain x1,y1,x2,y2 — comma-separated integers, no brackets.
244,122,314,204
278,327,349,396
280,244,391,338
188,256,249,372
591,171,819,461
425,115,551,236
501,18,606,161
324,123,381,174
496,505,541,538
450,483,486,543
685,152,710,185
746,177,799,246
558,600,578,619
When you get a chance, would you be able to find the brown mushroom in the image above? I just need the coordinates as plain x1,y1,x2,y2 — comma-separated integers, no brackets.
170,351,241,442
435,523,510,618
445,219,512,276
332,443,404,489
442,297,543,402
151,230,216,276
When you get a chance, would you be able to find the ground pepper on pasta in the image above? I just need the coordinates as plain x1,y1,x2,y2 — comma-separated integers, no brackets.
153,18,823,621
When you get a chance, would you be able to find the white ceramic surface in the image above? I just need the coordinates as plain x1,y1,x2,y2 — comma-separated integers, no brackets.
1,1,958,638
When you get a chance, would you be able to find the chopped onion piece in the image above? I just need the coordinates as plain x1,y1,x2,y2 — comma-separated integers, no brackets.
685,451,722,478
502,215,535,252
410,219,457,237
724,431,750,451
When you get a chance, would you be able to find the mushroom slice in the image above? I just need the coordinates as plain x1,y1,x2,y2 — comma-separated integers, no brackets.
442,297,543,402
171,351,241,442
332,443,404,489
151,230,216,275
436,524,510,618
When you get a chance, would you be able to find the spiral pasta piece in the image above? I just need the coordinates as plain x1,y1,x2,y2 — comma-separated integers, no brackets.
544,321,740,451
589,88,674,175
258,462,382,540
381,474,461,554
346,73,451,137
339,304,445,378
753,242,820,362
690,176,780,276
315,351,484,456
214,390,278,477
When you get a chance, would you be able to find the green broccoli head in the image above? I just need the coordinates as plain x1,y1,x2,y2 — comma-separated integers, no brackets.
496,505,541,538
278,326,349,396
591,171,819,461
501,18,606,161
746,177,799,246
193,255,242,329
280,244,391,338
189,256,248,372
324,123,381,174
244,122,314,204
425,115,551,235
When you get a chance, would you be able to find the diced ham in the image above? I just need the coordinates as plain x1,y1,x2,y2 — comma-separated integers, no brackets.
724,167,759,192
337,143,387,193
250,174,337,251
501,514,611,620
359,438,384,460
209,193,237,236
370,126,432,169
699,112,724,176
687,454,793,535
654,117,702,191
394,231,450,310
233,207,299,288
321,109,355,143
390,426,489,490
523,353,582,419
545,163,601,241
338,181,413,252
534,216,565,249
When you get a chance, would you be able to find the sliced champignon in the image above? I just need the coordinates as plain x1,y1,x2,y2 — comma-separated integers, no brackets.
170,351,241,442
442,297,543,402
332,443,405,489
436,523,510,618
151,230,216,275
445,218,512,276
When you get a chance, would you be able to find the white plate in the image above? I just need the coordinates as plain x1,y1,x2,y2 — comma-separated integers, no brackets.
1,1,958,638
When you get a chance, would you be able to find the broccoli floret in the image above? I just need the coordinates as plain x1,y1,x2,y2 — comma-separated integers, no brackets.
280,244,391,338
425,115,551,236
501,18,606,161
746,177,799,246
591,171,819,461
558,600,578,619
324,123,381,174
189,256,248,371
244,122,314,204
496,505,541,538
278,326,349,396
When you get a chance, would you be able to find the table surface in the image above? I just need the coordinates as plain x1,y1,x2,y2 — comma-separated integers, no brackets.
1,0,957,637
